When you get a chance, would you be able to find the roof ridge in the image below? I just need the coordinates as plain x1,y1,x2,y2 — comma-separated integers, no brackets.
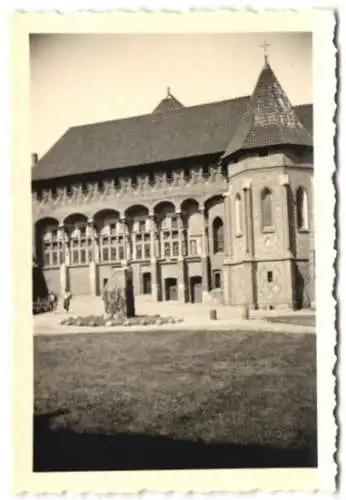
68,94,252,131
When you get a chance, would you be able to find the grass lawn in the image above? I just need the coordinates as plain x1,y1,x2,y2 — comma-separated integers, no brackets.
34,329,317,471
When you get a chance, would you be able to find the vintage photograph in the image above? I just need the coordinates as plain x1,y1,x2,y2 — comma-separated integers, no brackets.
31,31,318,473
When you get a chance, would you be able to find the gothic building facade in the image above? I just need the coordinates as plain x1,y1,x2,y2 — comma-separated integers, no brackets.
32,59,315,309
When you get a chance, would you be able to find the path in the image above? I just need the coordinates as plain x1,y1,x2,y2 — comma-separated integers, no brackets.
34,295,316,336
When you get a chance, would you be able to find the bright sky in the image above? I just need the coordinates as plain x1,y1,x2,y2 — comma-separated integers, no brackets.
30,32,312,157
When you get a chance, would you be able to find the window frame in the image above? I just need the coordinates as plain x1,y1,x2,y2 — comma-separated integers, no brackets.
296,186,309,232
235,193,243,237
212,217,225,254
260,187,275,233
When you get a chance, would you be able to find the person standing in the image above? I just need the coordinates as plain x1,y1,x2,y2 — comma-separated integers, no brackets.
63,289,72,313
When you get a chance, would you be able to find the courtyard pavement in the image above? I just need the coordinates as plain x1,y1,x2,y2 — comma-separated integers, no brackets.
33,295,316,336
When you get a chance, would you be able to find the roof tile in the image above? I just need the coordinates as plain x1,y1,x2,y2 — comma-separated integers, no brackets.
32,79,312,183
222,61,312,160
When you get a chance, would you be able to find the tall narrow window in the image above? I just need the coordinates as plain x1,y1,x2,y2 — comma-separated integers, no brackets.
159,215,181,258
261,188,273,230
212,217,224,253
99,221,119,262
296,187,309,231
69,224,91,265
214,270,222,289
133,218,151,260
235,193,242,236
41,226,67,267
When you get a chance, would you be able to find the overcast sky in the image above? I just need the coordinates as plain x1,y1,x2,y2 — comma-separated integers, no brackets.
30,32,312,157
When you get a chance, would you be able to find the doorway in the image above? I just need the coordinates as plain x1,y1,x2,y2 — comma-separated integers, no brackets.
190,276,202,303
165,278,177,301
294,265,305,310
142,272,152,295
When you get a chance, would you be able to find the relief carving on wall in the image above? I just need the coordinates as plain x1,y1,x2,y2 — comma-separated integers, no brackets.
136,174,150,193
189,167,204,185
153,172,169,192
119,177,132,195
172,169,185,188
33,163,228,218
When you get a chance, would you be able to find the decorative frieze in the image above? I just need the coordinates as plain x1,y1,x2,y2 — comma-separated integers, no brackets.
33,164,228,216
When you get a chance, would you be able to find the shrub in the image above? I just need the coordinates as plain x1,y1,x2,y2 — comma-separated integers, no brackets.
58,313,183,328
102,287,126,318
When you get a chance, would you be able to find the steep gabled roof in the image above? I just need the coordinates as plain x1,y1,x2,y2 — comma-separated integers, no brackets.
32,92,313,183
222,60,313,160
152,90,184,114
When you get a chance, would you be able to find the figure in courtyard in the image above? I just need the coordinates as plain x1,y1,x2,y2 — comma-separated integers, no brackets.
48,291,58,311
63,289,72,313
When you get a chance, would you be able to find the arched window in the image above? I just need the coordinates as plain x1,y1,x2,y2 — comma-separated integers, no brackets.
160,214,180,258
212,217,224,253
41,225,67,267
261,188,273,230
133,218,151,260
99,220,126,262
42,227,58,266
296,187,309,231
70,224,91,265
235,193,242,236
99,221,117,262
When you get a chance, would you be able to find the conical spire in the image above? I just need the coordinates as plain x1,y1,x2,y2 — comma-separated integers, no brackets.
222,61,312,160
152,87,184,114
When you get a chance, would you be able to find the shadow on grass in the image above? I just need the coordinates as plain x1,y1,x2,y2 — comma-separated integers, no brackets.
33,411,317,471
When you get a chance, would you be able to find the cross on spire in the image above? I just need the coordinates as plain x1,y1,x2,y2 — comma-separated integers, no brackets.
166,86,171,97
259,40,271,65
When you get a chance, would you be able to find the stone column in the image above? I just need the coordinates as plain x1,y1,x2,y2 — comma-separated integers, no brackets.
177,258,186,303
176,211,183,255
176,211,186,302
279,174,291,256
58,224,68,296
242,180,256,308
120,216,131,264
199,206,210,303
88,218,98,296
222,189,233,305
149,212,160,301
223,190,232,258
242,179,254,257
199,206,208,257
279,174,294,309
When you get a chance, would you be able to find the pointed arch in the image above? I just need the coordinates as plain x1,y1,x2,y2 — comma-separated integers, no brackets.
35,217,61,267
63,213,90,265
212,216,225,253
235,193,242,236
296,186,309,231
261,187,274,229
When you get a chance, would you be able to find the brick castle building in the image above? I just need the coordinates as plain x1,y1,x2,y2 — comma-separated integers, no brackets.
32,58,314,309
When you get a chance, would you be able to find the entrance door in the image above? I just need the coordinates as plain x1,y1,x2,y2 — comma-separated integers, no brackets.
190,276,202,303
294,266,305,310
142,272,152,295
165,278,177,301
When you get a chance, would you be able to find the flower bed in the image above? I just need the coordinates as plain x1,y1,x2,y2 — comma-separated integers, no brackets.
60,314,183,327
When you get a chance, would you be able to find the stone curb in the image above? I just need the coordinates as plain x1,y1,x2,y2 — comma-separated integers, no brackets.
34,319,315,336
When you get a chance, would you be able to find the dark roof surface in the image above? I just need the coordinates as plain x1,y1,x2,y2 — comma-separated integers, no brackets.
33,90,313,182
222,60,312,160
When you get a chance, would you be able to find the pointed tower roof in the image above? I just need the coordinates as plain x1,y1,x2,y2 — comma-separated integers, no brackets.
222,60,312,160
152,87,185,114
